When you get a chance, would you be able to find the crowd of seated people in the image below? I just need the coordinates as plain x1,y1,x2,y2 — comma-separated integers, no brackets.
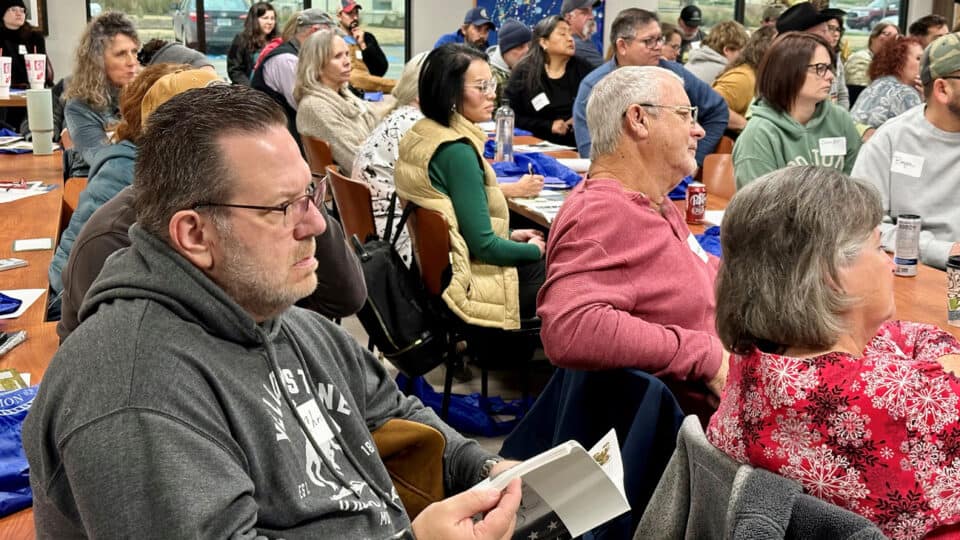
10,2,960,538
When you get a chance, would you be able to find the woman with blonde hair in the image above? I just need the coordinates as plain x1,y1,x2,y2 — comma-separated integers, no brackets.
295,28,377,176
685,20,749,85
63,12,139,174
712,25,777,131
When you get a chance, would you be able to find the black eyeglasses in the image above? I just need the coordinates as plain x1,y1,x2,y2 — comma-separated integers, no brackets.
193,175,327,227
941,76,960,81
807,63,836,78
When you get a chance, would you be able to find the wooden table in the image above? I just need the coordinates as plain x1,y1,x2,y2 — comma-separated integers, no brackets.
0,94,28,108
0,152,63,540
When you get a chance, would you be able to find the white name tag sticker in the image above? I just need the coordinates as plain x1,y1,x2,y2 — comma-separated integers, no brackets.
531,92,550,111
818,137,846,157
686,233,709,263
18,45,27,56
297,399,335,446
355,49,363,60
890,151,924,178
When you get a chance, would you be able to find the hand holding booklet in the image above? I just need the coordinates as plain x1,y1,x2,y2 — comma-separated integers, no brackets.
474,429,630,539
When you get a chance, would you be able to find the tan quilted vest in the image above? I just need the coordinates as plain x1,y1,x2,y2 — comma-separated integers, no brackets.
395,113,521,330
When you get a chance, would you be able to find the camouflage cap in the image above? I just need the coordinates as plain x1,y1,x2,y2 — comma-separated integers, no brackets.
921,32,960,85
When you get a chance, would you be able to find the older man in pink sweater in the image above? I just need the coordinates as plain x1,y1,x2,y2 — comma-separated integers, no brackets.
537,66,729,421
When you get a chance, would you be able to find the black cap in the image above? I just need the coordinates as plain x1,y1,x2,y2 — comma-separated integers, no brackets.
680,5,702,26
776,2,834,33
463,7,494,29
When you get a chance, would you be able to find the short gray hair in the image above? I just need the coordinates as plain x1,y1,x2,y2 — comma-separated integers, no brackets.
609,8,659,48
586,66,682,159
294,29,341,103
716,166,884,354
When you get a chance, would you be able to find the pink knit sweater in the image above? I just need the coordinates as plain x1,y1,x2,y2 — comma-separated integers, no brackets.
537,177,723,384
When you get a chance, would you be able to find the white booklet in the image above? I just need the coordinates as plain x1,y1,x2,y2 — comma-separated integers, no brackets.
475,429,630,539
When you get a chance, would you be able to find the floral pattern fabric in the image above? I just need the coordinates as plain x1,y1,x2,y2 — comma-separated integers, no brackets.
351,105,423,263
707,321,960,539
850,76,922,129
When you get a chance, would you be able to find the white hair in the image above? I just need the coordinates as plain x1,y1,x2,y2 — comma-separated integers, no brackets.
586,66,683,159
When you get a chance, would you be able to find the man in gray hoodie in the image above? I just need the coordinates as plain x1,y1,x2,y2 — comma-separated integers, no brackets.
23,84,520,539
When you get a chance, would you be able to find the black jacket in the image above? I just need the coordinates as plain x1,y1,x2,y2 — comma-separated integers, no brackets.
356,31,388,77
226,33,254,85
250,39,302,152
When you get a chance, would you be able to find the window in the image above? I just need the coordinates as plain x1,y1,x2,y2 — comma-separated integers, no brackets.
88,0,408,81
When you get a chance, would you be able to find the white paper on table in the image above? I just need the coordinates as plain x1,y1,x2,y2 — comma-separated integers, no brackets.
704,210,725,226
514,141,576,153
555,158,590,172
477,121,496,133
0,288,45,319
0,180,58,204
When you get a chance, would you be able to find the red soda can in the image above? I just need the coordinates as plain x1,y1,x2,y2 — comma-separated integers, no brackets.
686,182,707,224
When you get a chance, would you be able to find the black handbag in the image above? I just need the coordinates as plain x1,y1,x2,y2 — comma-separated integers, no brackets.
351,194,447,377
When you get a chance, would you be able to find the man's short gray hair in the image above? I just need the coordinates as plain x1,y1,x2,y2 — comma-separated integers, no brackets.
716,166,884,355
586,66,682,159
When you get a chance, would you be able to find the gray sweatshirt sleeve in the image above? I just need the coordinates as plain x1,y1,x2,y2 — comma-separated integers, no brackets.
345,335,498,494
53,410,268,539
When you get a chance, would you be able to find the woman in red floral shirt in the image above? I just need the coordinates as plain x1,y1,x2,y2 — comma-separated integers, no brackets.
707,165,960,540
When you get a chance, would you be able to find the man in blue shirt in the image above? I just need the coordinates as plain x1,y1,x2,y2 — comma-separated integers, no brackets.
434,7,496,50
572,8,727,164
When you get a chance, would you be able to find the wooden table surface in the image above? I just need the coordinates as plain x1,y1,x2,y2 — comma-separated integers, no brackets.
0,94,28,108
0,152,63,540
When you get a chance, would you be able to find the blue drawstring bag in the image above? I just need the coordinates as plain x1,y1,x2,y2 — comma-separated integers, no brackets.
0,293,22,316
0,385,37,517
668,175,694,200
695,226,722,258
485,149,583,190
0,128,30,155
395,374,533,437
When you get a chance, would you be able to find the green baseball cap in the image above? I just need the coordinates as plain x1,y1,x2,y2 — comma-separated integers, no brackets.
921,32,960,85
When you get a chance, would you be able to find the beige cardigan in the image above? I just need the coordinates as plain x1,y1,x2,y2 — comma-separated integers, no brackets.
296,84,378,176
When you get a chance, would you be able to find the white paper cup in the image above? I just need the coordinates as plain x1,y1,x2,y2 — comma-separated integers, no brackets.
24,53,45,89
0,57,11,99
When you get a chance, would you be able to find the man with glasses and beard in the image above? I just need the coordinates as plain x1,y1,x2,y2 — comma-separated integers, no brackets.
852,33,960,270
571,8,728,162
23,84,521,539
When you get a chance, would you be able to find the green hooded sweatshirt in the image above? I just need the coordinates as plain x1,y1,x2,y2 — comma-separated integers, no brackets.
732,99,862,189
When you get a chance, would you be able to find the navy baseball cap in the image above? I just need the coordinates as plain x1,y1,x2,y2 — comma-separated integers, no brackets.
463,7,495,29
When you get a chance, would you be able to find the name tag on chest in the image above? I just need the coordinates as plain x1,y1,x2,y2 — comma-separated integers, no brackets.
686,233,709,263
18,45,28,56
297,399,335,446
890,151,924,178
818,137,846,156
531,92,550,111
355,49,363,60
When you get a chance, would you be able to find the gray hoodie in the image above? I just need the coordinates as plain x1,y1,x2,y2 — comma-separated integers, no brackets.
24,224,495,539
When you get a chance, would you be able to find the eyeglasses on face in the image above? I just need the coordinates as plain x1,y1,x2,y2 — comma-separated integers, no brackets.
638,103,699,125
807,63,836,78
193,175,327,227
465,78,498,95
826,24,843,34
625,34,665,49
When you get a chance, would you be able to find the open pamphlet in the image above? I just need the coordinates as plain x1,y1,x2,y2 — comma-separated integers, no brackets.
474,429,630,539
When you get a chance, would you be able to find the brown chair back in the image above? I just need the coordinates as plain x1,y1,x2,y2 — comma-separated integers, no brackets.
60,177,88,234
715,135,735,154
325,165,377,242
701,153,735,202
408,205,451,297
302,135,334,175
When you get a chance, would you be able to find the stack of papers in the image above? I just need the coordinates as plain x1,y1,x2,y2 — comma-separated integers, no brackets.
0,181,58,204
511,190,566,224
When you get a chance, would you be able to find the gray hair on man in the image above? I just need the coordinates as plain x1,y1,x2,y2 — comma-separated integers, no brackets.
716,166,883,355
586,66,683,159
609,8,659,48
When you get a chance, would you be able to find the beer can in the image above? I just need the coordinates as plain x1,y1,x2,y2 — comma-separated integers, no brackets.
686,182,707,224
894,214,921,277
